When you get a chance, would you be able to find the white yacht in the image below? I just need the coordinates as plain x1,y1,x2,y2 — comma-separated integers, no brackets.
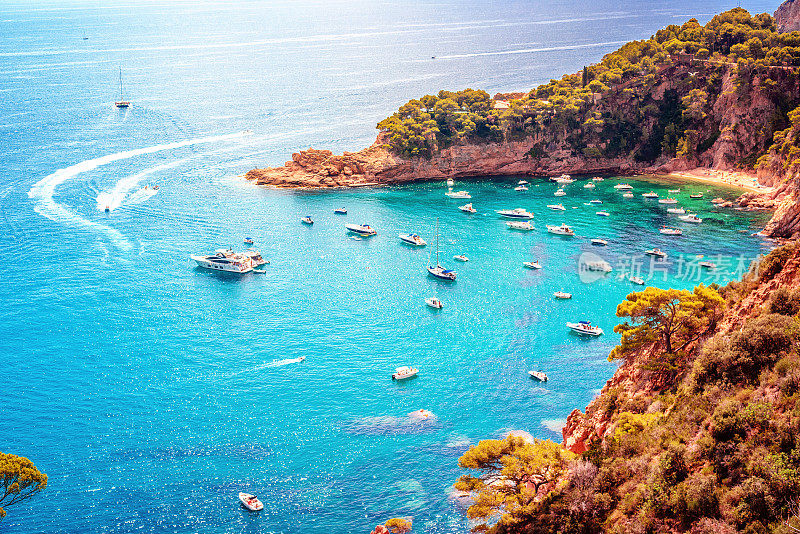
547,203,566,211
690,193,704,199
584,182,596,189
554,291,572,299
622,193,634,199
630,276,645,285
668,189,680,193
529,370,548,382
426,297,443,309
645,248,667,258
591,238,608,246
399,233,427,246
191,249,255,274
445,190,471,199
589,199,603,204
459,203,477,213
243,249,268,266
301,216,314,225
427,218,456,281
596,211,610,217
566,321,604,336
334,208,347,215
507,221,533,231
392,366,419,380
667,207,686,214
660,226,683,235
239,493,263,512
699,261,717,269
514,185,528,191
658,198,678,204
554,189,566,196
346,223,377,236
614,183,633,190
547,223,575,236
679,214,702,224
555,174,574,184
523,260,542,269
453,254,468,262
497,208,533,219
446,178,455,186
592,177,604,182
518,180,529,185
642,191,659,198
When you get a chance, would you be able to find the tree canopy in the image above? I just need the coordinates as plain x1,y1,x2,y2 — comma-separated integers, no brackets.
0,452,47,521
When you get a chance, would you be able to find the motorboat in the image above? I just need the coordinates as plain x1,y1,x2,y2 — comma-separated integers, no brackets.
645,248,667,258
554,189,566,196
392,366,419,380
667,207,686,214
514,185,528,191
584,182,596,189
642,191,659,198
566,321,604,336
547,203,566,211
591,238,608,246
699,261,716,269
523,261,542,269
547,223,575,236
334,208,347,214
529,370,548,382
427,218,456,281
596,211,610,216
453,254,469,262
191,249,255,274
630,276,645,285
446,178,455,186
614,183,633,190
497,208,533,219
244,237,254,245
690,193,704,199
301,216,314,225
622,193,634,199
243,250,268,266
426,297,443,309
679,214,702,224
658,198,678,204
589,199,603,204
668,189,680,193
445,190,471,199
507,221,533,231
583,260,612,272
459,203,477,213
660,226,682,235
518,180,529,185
346,223,377,236
239,493,263,512
554,291,572,299
399,233,427,246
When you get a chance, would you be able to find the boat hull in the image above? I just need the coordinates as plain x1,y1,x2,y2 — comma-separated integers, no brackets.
191,255,253,274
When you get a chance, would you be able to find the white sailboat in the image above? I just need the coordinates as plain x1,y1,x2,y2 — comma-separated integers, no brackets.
115,67,130,108
427,218,456,281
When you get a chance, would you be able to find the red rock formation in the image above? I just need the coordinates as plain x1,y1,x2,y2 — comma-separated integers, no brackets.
776,0,800,33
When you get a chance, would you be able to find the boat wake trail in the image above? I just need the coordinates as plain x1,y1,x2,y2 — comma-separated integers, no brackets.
227,357,306,378
95,158,187,212
28,132,249,250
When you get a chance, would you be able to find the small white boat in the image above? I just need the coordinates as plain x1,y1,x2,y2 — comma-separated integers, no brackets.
453,254,468,262
584,183,596,189
660,226,682,235
497,208,534,219
614,183,633,190
666,207,686,214
699,261,716,269
566,321,603,336
346,223,377,236
554,189,566,196
555,175,574,184
523,261,542,269
243,237,254,245
591,238,608,246
529,370,548,382
690,193,704,199
399,233,427,246
507,221,533,231
547,223,574,236
334,208,347,214
630,276,645,285
642,191,659,199
592,177,604,182
679,214,702,224
392,366,419,380
459,203,477,214
426,297,443,309
445,190,471,199
547,203,566,211
446,179,455,186
589,199,603,204
622,193,634,199
658,198,678,204
645,248,667,258
301,216,314,225
239,493,263,511
514,185,528,191
596,211,610,217
518,180,529,185
554,291,572,299
668,189,680,193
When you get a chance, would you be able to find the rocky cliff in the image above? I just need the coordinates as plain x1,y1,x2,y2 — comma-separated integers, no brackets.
776,0,800,32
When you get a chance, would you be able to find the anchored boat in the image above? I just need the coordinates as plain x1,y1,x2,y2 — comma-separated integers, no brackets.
566,321,604,336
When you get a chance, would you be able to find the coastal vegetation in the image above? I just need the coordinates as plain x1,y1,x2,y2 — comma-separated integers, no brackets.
455,244,800,533
0,453,47,521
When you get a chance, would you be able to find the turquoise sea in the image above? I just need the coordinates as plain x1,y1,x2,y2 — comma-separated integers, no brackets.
0,1,778,532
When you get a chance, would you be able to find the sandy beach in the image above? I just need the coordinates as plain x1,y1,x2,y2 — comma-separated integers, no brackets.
664,167,771,194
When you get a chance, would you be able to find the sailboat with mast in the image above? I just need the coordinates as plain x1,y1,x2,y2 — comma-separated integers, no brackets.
115,67,130,108
426,217,456,281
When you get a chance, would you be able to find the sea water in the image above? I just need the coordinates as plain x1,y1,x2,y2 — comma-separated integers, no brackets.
0,1,777,532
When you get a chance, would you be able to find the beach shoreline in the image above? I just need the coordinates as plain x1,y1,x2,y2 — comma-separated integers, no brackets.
661,167,769,194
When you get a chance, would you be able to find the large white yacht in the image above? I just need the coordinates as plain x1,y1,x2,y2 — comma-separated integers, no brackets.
497,208,534,219
191,249,255,274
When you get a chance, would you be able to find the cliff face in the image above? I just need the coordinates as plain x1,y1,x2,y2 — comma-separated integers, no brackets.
776,0,800,32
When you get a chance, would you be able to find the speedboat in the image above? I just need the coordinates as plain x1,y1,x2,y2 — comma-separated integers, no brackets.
399,233,427,246
584,182,596,189
679,214,702,224
589,199,603,204
668,189,680,193
596,211,610,216
239,493,263,511
529,370,548,382
630,276,645,285
642,191,659,198
244,237,254,245
591,238,608,246
555,174,574,184
428,264,456,280
658,198,678,204
514,185,528,191
523,261,542,269
699,261,716,269
459,203,477,213
334,208,347,214
566,321,603,336
554,189,566,196
301,216,314,224
497,208,533,219
453,254,468,262
547,203,566,211
191,249,255,274
645,248,667,258
614,183,633,190
518,180,529,185
690,193,704,199
445,190,471,199
592,177,604,182
426,297,443,309
622,193,634,199
346,223,377,236
554,291,572,299
507,221,533,231
547,223,574,236
392,366,419,380
667,207,686,214
660,226,682,235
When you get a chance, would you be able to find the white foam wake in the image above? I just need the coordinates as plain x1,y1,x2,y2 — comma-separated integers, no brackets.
95,158,186,212
28,132,248,250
